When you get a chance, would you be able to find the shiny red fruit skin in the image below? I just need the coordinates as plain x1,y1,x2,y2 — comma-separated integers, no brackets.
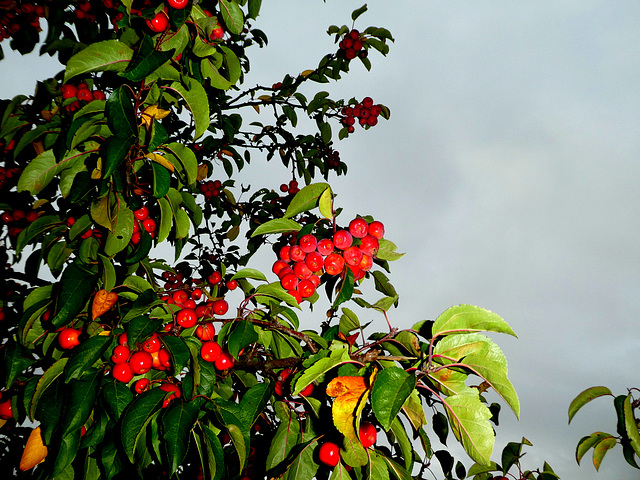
318,442,340,467
134,378,150,394
112,362,134,383
167,0,189,9
359,421,377,448
0,399,13,420
333,230,353,250
299,383,314,397
177,308,197,328
214,351,235,370
324,253,345,276
142,335,161,353
200,340,222,362
195,322,215,341
348,217,368,238
298,234,318,253
129,351,153,374
367,220,385,239
111,344,131,364
146,12,169,33
58,327,81,349
212,299,229,315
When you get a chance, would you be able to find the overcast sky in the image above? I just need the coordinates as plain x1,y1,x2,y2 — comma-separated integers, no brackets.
2,1,640,478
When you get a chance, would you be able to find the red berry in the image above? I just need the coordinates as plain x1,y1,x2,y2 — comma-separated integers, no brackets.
343,246,363,267
142,218,156,233
226,279,238,290
172,290,188,304
176,308,197,328
195,323,215,341
293,260,312,280
367,221,385,239
299,383,314,397
298,234,318,253
333,230,353,250
359,235,379,256
280,272,299,291
212,299,229,315
167,0,189,9
112,362,134,383
93,90,106,101
0,400,13,420
191,288,203,300
61,84,77,99
142,335,161,353
318,442,340,467
358,254,373,272
134,378,150,394
304,251,324,272
297,279,315,298
287,289,302,304
129,351,153,374
214,351,235,370
317,238,334,256
134,206,149,220
208,271,222,285
289,245,305,262
272,260,289,276
348,218,368,239
111,344,131,364
77,88,93,102
279,245,291,262
200,340,222,362
324,253,345,276
146,11,169,33
359,422,377,448
362,97,374,109
58,327,81,350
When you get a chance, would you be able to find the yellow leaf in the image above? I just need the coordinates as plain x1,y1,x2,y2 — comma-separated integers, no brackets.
92,289,118,320
92,157,102,179
300,69,314,77
141,105,171,128
20,427,48,471
252,105,260,114
146,152,175,172
219,149,234,158
326,376,369,444
197,163,209,181
258,95,272,102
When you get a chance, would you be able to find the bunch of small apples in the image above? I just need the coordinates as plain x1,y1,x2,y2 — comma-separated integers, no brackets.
272,216,385,303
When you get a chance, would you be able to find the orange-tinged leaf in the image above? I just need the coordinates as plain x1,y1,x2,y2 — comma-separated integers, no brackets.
300,69,314,77
92,289,118,319
20,427,48,471
326,376,368,443
197,163,209,181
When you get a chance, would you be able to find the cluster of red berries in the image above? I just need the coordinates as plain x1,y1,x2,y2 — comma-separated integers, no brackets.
279,179,300,195
340,97,382,133
1,208,39,238
272,217,385,303
132,205,156,243
61,81,107,113
199,179,223,200
0,166,19,190
109,332,173,383
0,2,44,43
338,29,368,60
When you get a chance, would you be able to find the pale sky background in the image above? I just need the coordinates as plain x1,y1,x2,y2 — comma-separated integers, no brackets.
2,1,640,479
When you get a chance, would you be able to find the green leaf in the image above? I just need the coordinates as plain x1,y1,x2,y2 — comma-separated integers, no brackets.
568,386,612,424
432,304,517,339
592,436,617,470
165,78,210,139
251,218,302,237
228,320,258,359
126,315,162,348
219,0,244,34
102,134,135,179
162,142,198,185
121,388,166,462
102,378,134,420
162,401,200,474
104,195,134,256
624,394,640,458
29,357,69,420
371,367,416,430
4,342,36,390
576,432,612,464
64,40,134,83
379,455,413,480
248,0,262,19
62,369,102,437
157,197,173,243
293,348,351,396
318,186,333,219
16,214,59,255
389,418,414,472
175,208,191,238
434,333,520,418
152,161,171,198
17,149,81,195
239,383,271,428
442,389,495,466
220,45,242,84
106,85,137,139
352,4,368,21
200,57,233,90
284,183,331,218
51,261,97,328
64,335,112,382
231,268,267,282
122,45,174,82
202,425,225,480
162,335,191,373
266,401,301,472
376,238,404,262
